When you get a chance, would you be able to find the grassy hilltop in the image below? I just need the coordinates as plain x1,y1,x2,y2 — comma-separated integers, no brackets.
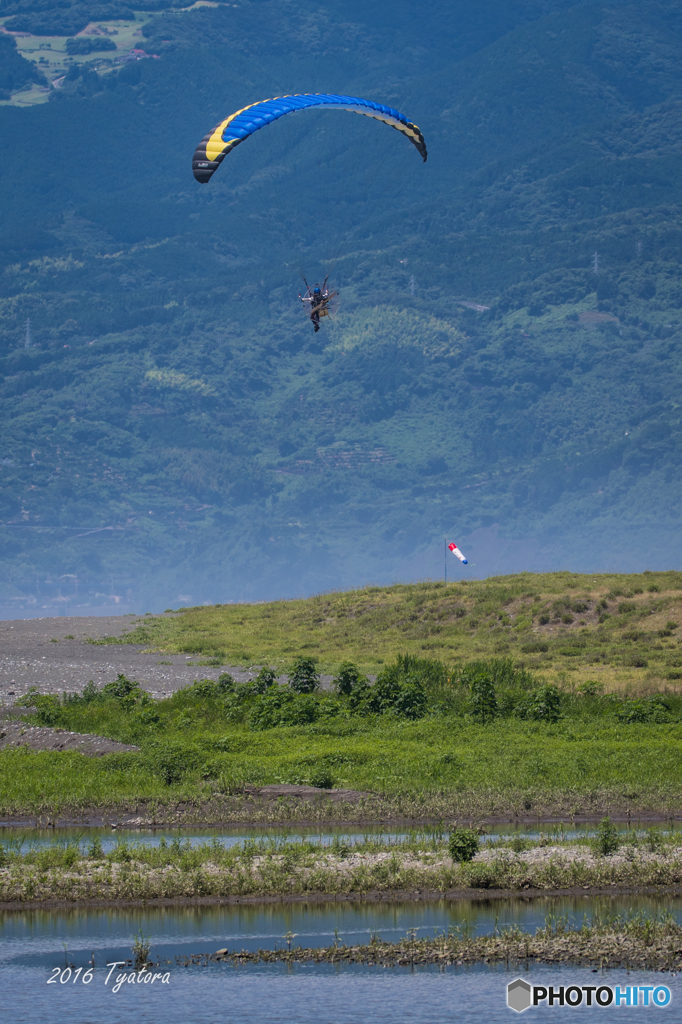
3,570,682,823
112,569,682,691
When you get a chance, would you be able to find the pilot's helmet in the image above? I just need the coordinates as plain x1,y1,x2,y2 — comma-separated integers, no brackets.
313,286,321,295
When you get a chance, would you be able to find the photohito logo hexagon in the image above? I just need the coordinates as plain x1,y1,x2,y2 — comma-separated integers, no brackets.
507,978,532,1013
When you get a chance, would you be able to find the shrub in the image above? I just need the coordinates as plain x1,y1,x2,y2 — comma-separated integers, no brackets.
538,614,550,625
88,836,104,859
189,678,221,699
102,673,140,701
288,657,320,693
62,846,79,868
521,641,549,653
15,689,62,726
449,827,480,863
617,696,669,723
593,817,620,856
307,767,334,788
333,662,367,696
252,667,277,692
645,827,664,852
199,758,222,780
217,673,235,692
515,684,562,723
350,668,428,720
248,689,320,730
466,863,497,888
577,680,604,697
62,680,102,705
145,744,205,785
623,653,648,668
134,706,161,728
468,671,498,723
99,674,153,710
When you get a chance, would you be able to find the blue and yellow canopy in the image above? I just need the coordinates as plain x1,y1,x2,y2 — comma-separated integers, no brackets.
192,92,427,183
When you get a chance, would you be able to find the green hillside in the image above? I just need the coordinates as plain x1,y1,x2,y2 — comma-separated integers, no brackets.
100,569,682,692
0,0,681,612
5,569,682,821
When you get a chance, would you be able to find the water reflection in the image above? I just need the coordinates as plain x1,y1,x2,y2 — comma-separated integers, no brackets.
4,893,682,969
3,895,682,1022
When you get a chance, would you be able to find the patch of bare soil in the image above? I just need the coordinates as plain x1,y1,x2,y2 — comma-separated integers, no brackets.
0,613,334,703
0,723,139,756
243,784,369,804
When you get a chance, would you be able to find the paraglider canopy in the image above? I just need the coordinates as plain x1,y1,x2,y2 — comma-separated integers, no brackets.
192,92,427,184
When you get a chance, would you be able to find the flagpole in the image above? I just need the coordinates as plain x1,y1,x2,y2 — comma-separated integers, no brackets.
444,537,447,585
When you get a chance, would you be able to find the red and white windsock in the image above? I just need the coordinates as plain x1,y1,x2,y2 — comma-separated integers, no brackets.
448,541,468,564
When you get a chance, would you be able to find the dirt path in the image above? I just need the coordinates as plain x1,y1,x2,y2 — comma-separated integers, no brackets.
0,722,139,756
0,613,256,704
0,613,334,704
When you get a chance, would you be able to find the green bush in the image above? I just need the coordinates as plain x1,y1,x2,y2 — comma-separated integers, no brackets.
593,817,620,856
63,680,102,705
217,673,236,692
333,662,367,696
577,680,604,697
466,863,497,888
515,684,562,723
248,689,321,729
16,689,62,726
616,696,670,724
88,836,104,859
253,667,277,691
644,826,664,852
188,678,220,699
288,657,320,693
102,674,140,701
144,744,205,785
134,706,161,728
287,757,336,788
307,766,334,788
349,667,427,720
449,827,480,863
468,672,498,723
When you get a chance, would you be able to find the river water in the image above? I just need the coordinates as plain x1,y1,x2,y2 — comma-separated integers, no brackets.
0,819,669,855
2,895,680,1023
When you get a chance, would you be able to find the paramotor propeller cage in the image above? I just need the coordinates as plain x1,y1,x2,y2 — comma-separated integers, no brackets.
300,282,340,324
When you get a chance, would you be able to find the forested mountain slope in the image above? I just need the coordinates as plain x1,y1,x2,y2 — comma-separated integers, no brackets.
0,0,681,613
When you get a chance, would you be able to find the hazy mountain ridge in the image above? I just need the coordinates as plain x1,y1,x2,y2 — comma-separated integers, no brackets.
0,0,681,613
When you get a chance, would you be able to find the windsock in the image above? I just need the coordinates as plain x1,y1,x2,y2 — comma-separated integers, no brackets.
448,541,468,564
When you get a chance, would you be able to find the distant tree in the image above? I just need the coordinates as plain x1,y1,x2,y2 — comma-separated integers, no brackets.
332,662,366,695
288,657,320,693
